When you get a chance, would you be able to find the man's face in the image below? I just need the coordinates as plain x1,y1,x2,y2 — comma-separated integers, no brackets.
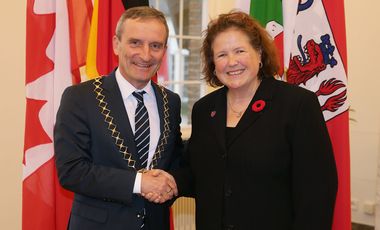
113,18,167,89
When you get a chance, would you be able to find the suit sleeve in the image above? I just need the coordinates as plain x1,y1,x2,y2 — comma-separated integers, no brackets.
291,90,338,230
54,86,137,204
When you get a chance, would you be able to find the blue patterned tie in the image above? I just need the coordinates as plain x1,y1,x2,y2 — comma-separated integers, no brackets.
132,91,150,169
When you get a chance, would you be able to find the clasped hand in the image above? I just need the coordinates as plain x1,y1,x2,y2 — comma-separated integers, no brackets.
141,169,178,204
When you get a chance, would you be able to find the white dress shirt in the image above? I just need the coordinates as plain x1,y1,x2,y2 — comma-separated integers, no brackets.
115,68,160,193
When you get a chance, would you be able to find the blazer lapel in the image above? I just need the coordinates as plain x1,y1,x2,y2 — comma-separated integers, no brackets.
228,77,276,146
100,73,138,160
211,87,228,154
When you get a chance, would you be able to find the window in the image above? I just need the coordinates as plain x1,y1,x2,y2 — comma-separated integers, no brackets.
150,0,208,128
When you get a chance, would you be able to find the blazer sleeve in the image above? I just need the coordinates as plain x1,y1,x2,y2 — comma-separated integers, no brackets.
54,86,137,204
291,90,338,230
171,101,198,198
167,93,185,171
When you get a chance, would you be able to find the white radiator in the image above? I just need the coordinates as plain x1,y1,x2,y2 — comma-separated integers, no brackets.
172,197,196,230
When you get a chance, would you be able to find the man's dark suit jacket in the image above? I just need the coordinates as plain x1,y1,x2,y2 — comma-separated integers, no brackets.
54,71,183,230
174,77,338,230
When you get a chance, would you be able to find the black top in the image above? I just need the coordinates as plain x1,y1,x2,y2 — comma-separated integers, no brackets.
225,126,236,149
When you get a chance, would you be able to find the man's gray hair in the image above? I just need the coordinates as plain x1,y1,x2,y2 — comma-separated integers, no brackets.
115,6,169,44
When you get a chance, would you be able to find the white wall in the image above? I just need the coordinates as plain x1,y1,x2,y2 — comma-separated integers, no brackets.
345,0,380,226
1,0,379,229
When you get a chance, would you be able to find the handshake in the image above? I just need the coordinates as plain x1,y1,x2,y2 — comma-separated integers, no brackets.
140,169,178,204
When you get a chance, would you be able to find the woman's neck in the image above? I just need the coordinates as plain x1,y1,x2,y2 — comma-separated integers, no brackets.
227,79,261,103
226,78,262,126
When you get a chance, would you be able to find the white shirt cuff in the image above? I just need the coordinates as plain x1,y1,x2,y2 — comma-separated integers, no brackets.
133,172,142,194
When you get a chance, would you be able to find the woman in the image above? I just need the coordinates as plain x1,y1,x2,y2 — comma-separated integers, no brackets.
174,11,338,230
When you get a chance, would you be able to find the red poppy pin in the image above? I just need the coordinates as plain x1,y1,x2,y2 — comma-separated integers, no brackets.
210,111,216,117
251,100,266,112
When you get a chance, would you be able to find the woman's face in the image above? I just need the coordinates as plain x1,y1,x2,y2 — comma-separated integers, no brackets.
212,28,261,91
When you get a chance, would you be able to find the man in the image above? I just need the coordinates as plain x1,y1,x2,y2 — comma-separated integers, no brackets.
54,6,183,230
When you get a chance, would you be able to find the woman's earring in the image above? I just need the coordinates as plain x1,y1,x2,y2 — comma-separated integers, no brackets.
259,62,263,68
213,70,217,75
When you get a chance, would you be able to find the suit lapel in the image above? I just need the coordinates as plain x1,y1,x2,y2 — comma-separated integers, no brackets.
152,82,164,139
100,73,138,159
151,83,165,168
151,82,174,168
228,77,276,146
211,87,228,154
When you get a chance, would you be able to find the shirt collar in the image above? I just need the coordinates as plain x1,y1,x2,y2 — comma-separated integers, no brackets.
115,68,154,100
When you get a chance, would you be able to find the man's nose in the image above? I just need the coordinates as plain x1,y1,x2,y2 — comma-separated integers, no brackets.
140,45,152,61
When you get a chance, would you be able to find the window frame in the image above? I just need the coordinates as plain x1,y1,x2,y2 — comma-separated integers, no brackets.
152,0,209,138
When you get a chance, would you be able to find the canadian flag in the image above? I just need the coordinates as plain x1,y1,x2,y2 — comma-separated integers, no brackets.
23,0,91,229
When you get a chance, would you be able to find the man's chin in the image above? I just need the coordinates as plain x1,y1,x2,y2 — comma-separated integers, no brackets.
139,73,155,83
135,68,156,76
144,69,158,79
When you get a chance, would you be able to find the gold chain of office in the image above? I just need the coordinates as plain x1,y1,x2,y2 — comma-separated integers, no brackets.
93,77,171,170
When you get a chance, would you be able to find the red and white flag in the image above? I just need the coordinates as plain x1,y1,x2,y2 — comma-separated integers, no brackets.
284,2,350,229
237,0,350,229
23,0,91,229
